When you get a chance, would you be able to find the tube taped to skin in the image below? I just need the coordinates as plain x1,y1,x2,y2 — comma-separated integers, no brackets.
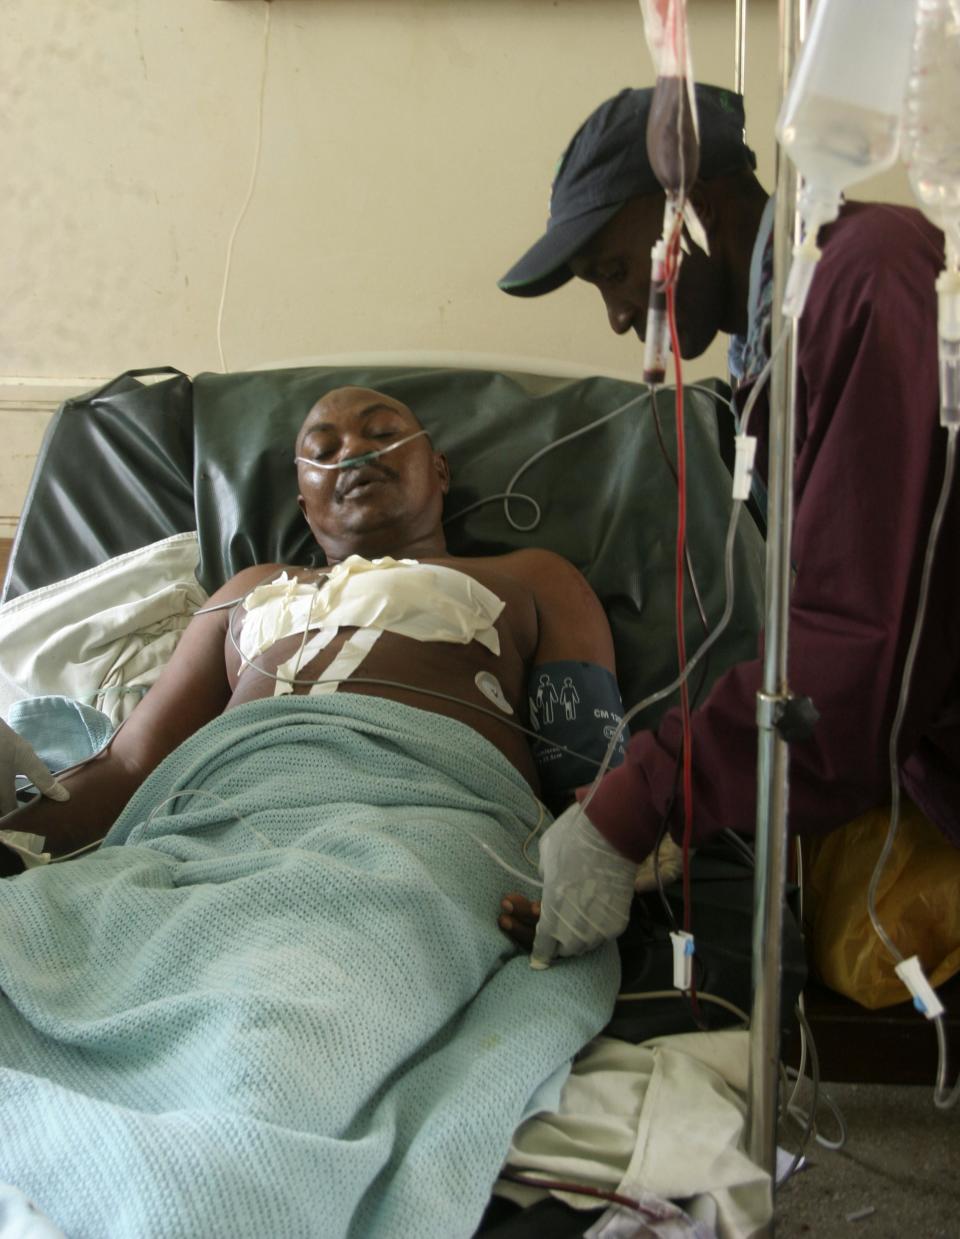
294,428,429,471
309,628,383,696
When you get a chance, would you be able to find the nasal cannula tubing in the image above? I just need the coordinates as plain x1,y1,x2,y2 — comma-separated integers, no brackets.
294,428,429,471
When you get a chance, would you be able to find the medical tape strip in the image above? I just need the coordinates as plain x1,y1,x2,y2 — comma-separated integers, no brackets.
243,559,503,661
273,628,338,696
309,627,383,696
241,557,506,698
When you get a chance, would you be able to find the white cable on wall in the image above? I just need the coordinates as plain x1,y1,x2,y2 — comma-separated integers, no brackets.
216,1,273,373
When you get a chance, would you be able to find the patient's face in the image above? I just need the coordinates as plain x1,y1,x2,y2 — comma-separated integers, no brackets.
295,387,449,557
568,191,726,360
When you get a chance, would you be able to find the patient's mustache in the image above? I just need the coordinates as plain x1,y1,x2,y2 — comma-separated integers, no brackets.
336,463,396,498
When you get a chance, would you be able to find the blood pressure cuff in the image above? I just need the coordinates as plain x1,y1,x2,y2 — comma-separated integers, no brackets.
529,661,628,801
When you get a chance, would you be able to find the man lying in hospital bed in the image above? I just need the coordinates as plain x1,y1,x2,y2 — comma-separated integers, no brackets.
0,385,635,1238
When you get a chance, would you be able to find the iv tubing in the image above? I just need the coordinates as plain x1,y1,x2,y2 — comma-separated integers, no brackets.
864,425,959,1111
866,426,958,966
442,390,649,532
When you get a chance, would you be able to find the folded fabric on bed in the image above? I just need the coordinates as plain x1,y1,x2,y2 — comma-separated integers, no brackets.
0,694,618,1239
0,531,205,722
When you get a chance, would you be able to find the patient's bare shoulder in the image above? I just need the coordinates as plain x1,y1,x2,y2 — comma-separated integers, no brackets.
488,549,616,672
492,548,597,603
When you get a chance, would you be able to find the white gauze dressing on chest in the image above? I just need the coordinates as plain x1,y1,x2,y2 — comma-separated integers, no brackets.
238,555,505,696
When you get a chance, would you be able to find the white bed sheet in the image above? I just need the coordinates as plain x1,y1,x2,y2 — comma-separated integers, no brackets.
0,531,205,724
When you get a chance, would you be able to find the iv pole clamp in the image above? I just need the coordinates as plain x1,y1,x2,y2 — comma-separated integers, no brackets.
756,692,819,744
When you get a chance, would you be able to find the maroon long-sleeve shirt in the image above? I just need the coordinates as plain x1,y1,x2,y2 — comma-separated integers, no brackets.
585,202,960,858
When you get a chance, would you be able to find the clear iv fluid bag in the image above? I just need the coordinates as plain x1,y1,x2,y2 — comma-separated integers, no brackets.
903,0,960,427
902,0,960,258
776,0,916,217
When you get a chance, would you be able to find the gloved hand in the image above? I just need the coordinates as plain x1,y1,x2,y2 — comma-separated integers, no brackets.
531,801,640,969
0,718,70,817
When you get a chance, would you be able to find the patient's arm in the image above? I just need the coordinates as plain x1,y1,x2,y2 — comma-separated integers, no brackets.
497,549,618,947
519,549,617,673
0,567,270,868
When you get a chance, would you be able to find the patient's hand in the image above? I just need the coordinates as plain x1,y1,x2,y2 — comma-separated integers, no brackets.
498,892,540,952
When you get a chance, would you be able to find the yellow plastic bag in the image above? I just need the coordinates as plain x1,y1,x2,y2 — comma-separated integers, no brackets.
804,801,960,1009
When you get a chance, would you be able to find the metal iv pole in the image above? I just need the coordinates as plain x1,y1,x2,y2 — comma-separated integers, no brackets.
745,0,807,1200
734,0,747,96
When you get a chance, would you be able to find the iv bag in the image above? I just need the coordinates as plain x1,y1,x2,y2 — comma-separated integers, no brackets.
776,0,916,223
902,0,960,260
639,0,700,197
903,0,960,426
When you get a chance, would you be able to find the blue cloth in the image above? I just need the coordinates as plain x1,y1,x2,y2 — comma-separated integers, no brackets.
0,695,619,1238
4,696,114,776
738,194,776,388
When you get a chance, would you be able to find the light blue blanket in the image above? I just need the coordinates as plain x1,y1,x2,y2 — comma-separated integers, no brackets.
0,695,619,1238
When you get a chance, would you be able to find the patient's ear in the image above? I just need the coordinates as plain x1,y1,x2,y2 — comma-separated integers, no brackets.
434,452,450,494
297,493,316,535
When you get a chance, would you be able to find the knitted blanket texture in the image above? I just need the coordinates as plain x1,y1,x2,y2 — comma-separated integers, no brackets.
0,695,618,1238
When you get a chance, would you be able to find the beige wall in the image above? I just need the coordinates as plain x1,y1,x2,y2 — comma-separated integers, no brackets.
1,0,913,533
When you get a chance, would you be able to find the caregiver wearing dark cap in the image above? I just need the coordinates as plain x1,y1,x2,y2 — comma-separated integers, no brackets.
500,85,764,369
497,84,960,974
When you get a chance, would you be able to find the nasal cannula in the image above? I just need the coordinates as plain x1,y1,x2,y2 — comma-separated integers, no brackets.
294,427,429,471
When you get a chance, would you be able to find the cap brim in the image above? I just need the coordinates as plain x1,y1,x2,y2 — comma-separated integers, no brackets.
498,200,624,298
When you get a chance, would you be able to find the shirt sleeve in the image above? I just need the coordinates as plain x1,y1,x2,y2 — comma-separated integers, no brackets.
584,205,951,861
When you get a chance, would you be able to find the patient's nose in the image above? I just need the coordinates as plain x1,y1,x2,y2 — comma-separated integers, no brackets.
337,433,377,469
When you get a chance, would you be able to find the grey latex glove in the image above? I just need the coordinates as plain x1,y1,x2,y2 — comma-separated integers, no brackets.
531,801,640,969
0,718,70,817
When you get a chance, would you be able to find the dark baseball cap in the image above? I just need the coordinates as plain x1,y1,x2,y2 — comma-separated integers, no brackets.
499,83,756,298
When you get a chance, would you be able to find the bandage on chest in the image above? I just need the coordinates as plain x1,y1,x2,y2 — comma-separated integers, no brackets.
528,661,628,798
238,556,505,694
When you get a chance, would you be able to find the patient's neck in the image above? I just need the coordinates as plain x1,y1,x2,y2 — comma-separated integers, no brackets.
320,528,449,565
